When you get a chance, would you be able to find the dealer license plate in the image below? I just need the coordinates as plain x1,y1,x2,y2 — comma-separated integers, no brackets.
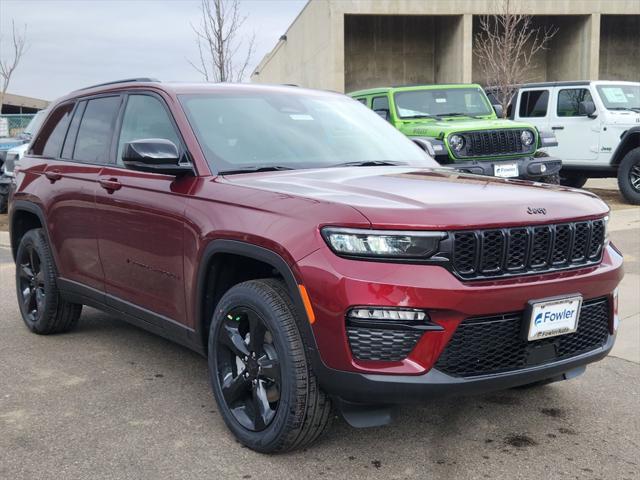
527,296,583,341
494,163,519,178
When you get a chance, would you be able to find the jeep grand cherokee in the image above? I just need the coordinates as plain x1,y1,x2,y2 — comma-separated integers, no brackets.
9,79,623,453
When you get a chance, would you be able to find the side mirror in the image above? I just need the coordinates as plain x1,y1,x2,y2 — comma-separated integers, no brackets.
122,139,193,176
493,104,504,118
578,100,597,118
373,109,390,122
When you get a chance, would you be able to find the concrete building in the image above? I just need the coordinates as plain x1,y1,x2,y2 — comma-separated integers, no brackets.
251,0,640,93
1,92,49,114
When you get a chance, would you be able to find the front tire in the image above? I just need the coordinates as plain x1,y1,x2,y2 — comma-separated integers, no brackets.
15,229,82,334
560,172,588,189
208,279,331,453
538,173,560,185
617,147,640,205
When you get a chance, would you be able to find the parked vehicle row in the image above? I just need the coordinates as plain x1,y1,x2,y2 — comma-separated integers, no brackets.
9,79,623,453
489,80,640,204
350,84,562,184
0,111,47,213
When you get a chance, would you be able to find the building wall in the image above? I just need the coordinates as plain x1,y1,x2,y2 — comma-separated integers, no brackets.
599,15,640,81
252,0,640,92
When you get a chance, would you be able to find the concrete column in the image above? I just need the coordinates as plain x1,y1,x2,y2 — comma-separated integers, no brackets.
587,13,601,80
332,10,346,92
462,14,473,83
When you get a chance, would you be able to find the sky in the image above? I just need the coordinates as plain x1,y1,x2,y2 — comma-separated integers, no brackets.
0,0,307,101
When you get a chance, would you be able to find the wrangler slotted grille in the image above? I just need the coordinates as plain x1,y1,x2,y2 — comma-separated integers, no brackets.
434,298,610,377
452,219,606,279
453,129,533,158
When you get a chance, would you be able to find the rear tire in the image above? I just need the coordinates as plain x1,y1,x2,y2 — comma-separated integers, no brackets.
15,229,82,334
0,193,7,214
208,279,331,453
560,172,588,189
617,147,640,205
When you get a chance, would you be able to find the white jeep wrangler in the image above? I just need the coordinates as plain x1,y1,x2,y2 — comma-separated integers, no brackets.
510,81,640,204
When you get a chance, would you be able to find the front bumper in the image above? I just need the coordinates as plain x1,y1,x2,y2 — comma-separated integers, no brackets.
297,244,623,402
316,335,614,404
451,155,562,180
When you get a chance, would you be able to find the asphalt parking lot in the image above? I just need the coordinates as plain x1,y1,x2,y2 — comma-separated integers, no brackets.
1,180,638,480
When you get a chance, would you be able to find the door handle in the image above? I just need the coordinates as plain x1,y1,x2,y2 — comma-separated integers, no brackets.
99,178,122,192
551,125,564,130
44,170,62,182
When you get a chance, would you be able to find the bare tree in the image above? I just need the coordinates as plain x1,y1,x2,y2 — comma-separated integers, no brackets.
474,0,557,117
189,0,255,83
0,20,28,114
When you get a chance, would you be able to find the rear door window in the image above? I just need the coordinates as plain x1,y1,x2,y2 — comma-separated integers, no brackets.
519,90,549,117
73,96,122,164
30,103,75,157
61,101,87,160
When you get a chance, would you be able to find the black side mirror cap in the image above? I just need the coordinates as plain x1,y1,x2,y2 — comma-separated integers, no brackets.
493,104,504,118
122,138,193,176
578,100,597,118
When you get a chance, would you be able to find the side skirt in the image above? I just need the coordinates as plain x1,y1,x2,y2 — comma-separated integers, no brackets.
57,278,205,356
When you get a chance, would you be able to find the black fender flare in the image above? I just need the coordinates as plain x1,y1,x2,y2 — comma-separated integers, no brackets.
194,239,323,364
611,126,640,167
9,199,50,262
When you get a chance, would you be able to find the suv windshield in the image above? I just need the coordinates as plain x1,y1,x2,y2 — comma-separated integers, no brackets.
596,84,640,111
179,91,433,173
394,87,493,119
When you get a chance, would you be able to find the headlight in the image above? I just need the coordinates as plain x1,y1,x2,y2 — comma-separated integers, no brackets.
321,227,444,259
521,130,534,146
603,215,610,247
449,134,465,152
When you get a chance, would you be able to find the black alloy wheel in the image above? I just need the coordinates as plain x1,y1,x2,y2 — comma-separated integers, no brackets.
618,147,640,205
15,228,82,334
18,242,46,323
216,306,281,432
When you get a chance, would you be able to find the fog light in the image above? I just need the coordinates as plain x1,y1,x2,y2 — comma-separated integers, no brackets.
540,164,547,173
349,308,426,322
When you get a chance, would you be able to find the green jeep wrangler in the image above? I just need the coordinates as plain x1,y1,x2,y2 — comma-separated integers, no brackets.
349,84,561,183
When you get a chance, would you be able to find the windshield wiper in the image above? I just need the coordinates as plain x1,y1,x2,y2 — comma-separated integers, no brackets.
439,112,482,119
219,165,295,175
608,107,640,113
331,160,407,167
402,114,442,120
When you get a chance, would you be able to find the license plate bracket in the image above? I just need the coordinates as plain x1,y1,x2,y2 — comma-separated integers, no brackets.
494,163,519,178
524,295,583,341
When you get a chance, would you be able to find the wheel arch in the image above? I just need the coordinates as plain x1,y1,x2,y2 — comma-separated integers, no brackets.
195,239,320,359
9,200,49,262
611,127,640,167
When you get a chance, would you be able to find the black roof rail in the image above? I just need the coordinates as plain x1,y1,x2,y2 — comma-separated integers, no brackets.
74,77,160,92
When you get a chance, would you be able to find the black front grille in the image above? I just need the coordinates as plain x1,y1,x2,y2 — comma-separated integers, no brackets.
434,298,610,377
347,327,423,361
452,219,605,280
455,129,532,158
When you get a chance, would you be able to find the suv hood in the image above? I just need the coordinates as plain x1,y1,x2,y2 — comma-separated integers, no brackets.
223,167,608,229
400,118,534,138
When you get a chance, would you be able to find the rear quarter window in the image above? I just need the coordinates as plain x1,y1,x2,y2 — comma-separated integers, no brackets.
30,103,75,157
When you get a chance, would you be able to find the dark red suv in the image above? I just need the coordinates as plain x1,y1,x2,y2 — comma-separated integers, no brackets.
9,79,623,453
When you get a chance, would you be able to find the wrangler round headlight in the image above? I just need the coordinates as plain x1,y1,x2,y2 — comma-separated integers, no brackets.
521,130,534,146
449,134,465,152
321,228,445,259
